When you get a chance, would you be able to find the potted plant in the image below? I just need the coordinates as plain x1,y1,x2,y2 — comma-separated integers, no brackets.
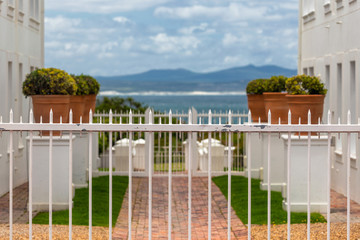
70,75,90,123
79,75,100,123
263,75,288,124
285,75,327,124
22,68,77,126
246,78,267,122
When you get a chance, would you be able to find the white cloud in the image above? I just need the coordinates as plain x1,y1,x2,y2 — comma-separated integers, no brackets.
222,33,239,46
224,56,241,64
155,3,270,22
113,16,132,24
149,33,200,54
178,23,215,35
46,0,170,13
44,0,299,75
45,16,81,33
121,37,135,50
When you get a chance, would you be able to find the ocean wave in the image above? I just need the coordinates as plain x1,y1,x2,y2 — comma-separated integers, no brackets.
99,91,247,96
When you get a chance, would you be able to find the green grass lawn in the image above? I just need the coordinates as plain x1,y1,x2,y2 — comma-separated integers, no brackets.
153,162,185,172
212,175,326,225
32,176,128,227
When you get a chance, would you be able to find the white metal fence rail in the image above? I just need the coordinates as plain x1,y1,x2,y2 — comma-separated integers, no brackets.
95,109,247,176
1,108,359,239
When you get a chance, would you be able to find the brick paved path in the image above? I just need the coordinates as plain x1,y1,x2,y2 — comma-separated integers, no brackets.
327,190,360,223
0,183,36,224
113,177,248,239
3,180,360,238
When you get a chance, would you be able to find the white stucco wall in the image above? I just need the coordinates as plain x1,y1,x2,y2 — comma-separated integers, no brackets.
299,0,360,203
0,0,44,196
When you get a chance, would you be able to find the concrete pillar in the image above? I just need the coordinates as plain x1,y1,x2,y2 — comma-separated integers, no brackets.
27,135,76,211
282,134,329,213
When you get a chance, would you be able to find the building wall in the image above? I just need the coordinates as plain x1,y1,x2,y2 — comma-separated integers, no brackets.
0,0,44,196
299,0,360,202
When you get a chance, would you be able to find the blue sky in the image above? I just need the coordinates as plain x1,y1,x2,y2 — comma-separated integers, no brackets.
45,0,299,76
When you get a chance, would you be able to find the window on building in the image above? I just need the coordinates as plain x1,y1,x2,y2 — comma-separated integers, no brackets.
324,0,331,14
309,67,314,76
324,65,330,117
336,0,344,9
350,61,356,156
336,63,342,151
303,0,315,15
30,0,39,19
19,0,23,11
8,62,13,113
303,68,308,75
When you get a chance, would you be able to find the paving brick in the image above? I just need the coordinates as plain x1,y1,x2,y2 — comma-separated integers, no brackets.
113,177,248,239
0,183,37,224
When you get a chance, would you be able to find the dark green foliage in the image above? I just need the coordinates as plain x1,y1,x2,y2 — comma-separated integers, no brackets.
95,97,147,153
286,75,327,95
96,97,147,113
246,79,267,94
72,74,91,95
32,176,128,227
212,175,326,224
78,74,100,95
22,68,77,97
264,75,287,92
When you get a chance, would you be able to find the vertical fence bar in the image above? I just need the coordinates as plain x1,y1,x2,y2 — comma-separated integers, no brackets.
9,110,13,240
168,111,172,239
149,110,153,240
208,110,212,240
29,110,33,240
49,110,53,240
89,110,93,239
109,110,113,240
347,111,351,240
327,110,331,240
307,110,311,240
248,110,252,240
69,110,73,240
267,110,271,240
129,110,133,240
188,110,192,240
287,110,292,240
227,111,232,240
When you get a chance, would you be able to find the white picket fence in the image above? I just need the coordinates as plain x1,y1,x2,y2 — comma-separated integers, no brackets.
1,108,359,239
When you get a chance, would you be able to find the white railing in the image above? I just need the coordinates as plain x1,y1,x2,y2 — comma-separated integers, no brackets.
0,108,359,239
95,108,247,176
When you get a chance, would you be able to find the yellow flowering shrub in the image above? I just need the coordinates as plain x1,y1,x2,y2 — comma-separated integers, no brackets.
22,68,77,96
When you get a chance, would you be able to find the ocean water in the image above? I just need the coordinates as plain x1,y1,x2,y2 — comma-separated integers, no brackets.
103,93,249,113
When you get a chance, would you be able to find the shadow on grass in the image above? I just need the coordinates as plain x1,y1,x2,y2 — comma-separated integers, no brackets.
212,175,326,225
32,176,128,227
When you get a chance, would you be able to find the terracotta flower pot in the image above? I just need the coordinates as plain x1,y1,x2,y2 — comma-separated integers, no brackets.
70,95,85,123
286,94,325,125
31,95,71,135
263,92,288,124
83,94,97,123
247,94,267,122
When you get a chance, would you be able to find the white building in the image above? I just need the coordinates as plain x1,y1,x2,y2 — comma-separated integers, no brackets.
299,0,360,203
0,0,44,196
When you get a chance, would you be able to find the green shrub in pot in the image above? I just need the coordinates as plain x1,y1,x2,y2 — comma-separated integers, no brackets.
264,75,287,92
285,75,327,95
246,78,267,95
22,68,77,97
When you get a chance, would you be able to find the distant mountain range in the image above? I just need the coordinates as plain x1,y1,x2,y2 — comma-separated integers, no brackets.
96,64,297,93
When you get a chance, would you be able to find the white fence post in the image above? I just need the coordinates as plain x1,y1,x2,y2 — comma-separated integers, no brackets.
145,108,154,177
